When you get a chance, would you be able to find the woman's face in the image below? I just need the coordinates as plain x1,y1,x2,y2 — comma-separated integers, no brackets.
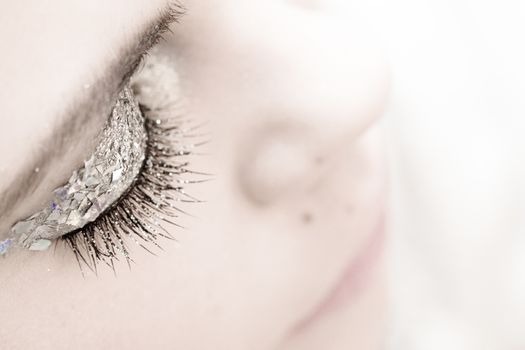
0,1,389,349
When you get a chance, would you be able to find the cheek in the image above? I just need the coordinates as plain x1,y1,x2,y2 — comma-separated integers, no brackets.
153,2,389,347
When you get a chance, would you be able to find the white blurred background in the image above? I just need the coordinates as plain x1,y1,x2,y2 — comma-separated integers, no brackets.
323,0,525,348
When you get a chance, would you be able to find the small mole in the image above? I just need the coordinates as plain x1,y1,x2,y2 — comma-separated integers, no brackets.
314,156,325,165
301,212,313,224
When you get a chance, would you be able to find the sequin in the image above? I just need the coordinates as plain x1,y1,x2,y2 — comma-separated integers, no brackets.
0,239,12,256
29,239,52,252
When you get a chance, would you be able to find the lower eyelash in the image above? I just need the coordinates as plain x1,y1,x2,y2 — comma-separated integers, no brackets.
63,57,205,273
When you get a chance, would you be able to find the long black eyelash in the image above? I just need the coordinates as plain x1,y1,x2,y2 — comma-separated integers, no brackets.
59,4,192,274
62,109,204,274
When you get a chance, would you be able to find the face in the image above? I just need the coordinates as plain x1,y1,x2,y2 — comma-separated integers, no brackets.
0,1,389,349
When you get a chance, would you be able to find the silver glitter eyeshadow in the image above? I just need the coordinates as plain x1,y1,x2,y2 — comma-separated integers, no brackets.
0,86,147,255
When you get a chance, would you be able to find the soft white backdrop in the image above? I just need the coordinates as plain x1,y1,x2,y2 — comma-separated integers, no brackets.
324,0,525,348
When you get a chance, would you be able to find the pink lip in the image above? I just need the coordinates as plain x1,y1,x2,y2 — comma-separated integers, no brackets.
292,211,386,333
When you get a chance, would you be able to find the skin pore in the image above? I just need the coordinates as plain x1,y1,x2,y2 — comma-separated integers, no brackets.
0,1,389,349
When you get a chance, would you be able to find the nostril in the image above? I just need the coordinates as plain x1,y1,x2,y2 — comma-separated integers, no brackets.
236,122,325,207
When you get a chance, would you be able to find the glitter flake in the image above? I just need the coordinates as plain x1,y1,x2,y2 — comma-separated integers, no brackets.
2,87,147,255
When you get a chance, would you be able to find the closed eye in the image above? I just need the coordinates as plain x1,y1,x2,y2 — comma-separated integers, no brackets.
0,4,183,233
0,7,210,274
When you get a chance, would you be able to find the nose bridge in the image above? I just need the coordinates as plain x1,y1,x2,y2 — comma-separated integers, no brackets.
169,1,389,144
248,6,390,145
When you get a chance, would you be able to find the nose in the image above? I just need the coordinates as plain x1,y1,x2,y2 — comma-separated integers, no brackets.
169,0,389,206
229,2,389,205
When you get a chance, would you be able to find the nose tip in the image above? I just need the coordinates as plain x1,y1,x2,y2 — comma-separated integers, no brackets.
237,122,328,207
234,8,389,207
236,119,386,209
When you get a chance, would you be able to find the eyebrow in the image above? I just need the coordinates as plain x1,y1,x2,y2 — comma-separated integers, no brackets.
0,4,183,222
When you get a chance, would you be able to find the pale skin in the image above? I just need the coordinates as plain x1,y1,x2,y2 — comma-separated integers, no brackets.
0,1,389,349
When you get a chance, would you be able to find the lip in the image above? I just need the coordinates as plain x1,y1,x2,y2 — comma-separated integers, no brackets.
291,210,386,333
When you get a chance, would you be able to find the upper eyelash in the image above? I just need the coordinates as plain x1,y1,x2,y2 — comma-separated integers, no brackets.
62,54,208,274
61,7,194,272
63,112,198,273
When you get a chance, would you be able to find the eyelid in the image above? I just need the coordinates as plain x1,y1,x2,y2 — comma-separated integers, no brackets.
2,86,147,253
0,5,183,227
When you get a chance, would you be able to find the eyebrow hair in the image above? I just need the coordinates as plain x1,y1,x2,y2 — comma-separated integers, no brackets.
0,4,183,223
